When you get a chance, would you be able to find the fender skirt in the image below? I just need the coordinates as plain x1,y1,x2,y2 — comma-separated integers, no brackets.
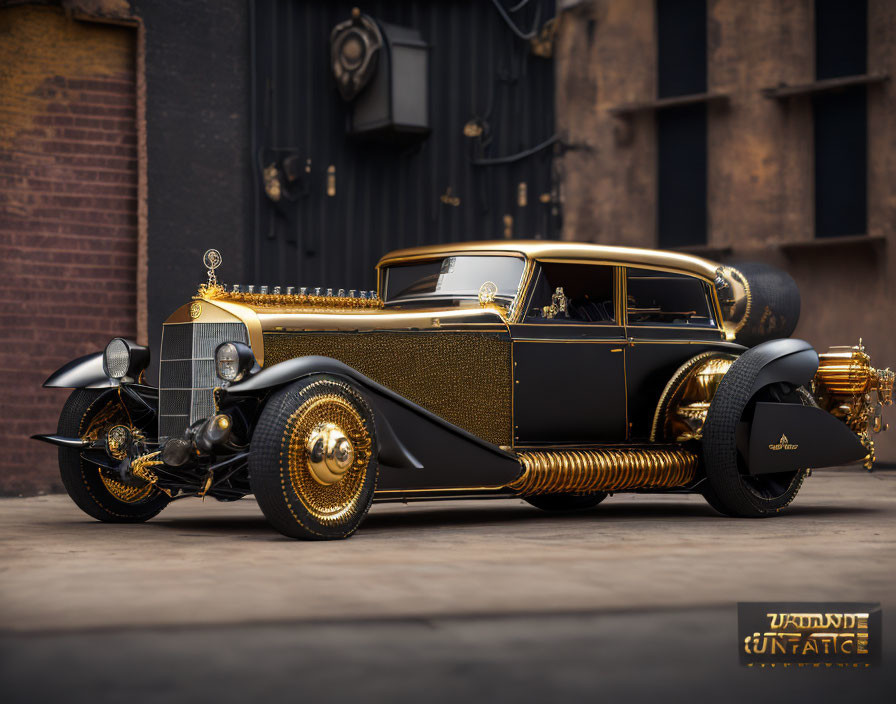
224,356,523,491
42,351,118,389
747,402,867,474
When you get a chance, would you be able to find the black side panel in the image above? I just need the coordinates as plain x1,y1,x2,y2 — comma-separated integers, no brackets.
748,402,866,473
513,336,627,444
626,340,743,441
367,391,521,491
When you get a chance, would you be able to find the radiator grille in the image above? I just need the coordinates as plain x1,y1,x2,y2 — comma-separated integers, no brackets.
158,322,249,440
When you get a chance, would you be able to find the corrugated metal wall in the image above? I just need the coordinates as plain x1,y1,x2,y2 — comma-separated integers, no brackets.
250,0,557,291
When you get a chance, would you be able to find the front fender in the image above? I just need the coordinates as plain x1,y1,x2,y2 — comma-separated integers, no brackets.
43,351,118,389
224,355,522,490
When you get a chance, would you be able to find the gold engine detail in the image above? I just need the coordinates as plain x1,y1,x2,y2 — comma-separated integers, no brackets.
813,340,894,469
82,401,156,504
197,283,384,311
105,425,131,460
650,353,737,442
264,331,512,446
285,390,373,524
714,266,751,340
508,447,698,496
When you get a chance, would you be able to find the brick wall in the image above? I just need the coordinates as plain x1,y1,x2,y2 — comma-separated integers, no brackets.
0,5,138,495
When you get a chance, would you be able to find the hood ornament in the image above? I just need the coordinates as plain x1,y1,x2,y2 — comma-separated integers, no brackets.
203,249,222,287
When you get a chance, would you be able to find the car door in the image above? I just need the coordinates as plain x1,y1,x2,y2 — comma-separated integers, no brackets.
623,266,730,440
510,261,628,445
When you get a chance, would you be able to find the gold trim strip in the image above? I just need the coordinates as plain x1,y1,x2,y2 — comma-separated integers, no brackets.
374,485,509,495
377,241,720,281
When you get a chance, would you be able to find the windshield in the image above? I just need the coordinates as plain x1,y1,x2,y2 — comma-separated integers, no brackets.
384,255,526,304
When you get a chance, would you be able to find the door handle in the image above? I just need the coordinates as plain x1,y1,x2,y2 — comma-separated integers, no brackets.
610,348,623,353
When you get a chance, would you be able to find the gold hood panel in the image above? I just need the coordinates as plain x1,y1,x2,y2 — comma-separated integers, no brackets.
255,306,509,334
171,293,509,369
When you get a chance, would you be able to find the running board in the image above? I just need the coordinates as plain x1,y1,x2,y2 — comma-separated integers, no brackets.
507,447,699,496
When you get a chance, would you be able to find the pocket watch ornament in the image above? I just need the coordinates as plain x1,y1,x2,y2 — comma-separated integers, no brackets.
203,249,222,287
478,280,498,306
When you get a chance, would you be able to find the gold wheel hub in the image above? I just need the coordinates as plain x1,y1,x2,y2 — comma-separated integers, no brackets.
284,390,372,524
82,400,155,504
305,422,355,485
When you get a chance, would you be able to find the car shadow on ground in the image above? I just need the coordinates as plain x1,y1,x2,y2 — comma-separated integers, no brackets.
66,499,882,538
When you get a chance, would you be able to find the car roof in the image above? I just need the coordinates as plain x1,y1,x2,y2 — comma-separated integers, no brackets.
377,240,720,281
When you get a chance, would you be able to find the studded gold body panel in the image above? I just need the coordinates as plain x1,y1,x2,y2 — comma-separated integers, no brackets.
263,331,513,446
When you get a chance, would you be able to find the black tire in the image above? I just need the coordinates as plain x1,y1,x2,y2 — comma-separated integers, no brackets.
731,262,801,348
58,389,169,523
249,376,378,540
524,493,607,512
701,350,807,517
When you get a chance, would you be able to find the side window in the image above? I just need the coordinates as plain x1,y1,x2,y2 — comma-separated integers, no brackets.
626,268,716,327
525,263,616,324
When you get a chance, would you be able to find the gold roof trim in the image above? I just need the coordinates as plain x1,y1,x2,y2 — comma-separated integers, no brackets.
377,240,720,280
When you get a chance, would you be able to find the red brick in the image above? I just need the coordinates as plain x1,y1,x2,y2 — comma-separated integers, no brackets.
0,7,138,494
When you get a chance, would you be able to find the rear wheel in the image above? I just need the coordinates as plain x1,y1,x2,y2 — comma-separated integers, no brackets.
249,377,378,540
701,353,808,517
57,389,168,523
524,493,607,512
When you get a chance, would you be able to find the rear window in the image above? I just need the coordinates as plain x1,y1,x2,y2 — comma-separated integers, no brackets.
626,268,716,327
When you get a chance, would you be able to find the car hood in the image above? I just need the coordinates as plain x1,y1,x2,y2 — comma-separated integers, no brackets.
164,289,509,367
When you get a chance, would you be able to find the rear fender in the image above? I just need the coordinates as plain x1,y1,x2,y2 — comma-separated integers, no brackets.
745,338,820,396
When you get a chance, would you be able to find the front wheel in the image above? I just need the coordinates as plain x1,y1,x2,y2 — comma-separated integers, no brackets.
57,389,169,523
249,377,378,540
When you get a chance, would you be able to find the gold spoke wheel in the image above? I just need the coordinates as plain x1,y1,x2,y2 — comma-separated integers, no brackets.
284,392,373,524
82,399,156,504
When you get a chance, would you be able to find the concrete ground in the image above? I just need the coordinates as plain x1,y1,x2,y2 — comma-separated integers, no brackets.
1,468,894,702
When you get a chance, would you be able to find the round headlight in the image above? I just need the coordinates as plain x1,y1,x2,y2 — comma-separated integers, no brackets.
103,338,130,379
215,341,254,383
102,338,150,381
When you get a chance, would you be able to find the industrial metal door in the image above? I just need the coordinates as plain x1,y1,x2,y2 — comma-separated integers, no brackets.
250,0,558,292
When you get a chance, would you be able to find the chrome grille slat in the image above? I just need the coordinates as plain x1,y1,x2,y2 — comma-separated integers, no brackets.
158,322,248,441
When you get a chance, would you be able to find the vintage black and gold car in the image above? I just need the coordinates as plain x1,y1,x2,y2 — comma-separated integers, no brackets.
34,242,893,539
